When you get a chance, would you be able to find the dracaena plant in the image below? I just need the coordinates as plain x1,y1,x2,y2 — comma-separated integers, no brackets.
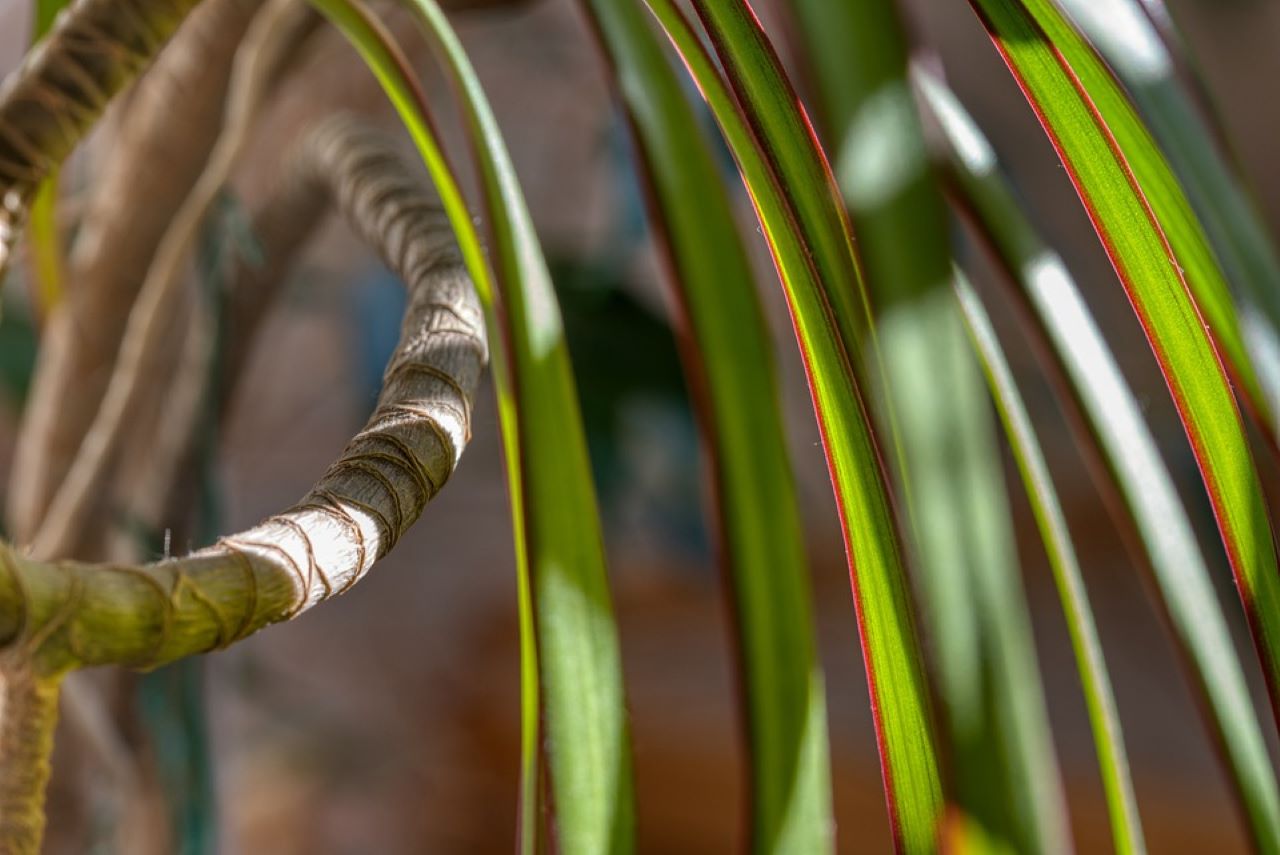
0,0,1277,852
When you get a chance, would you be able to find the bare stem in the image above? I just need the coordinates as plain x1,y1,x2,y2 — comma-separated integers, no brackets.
0,662,59,855
11,115,485,670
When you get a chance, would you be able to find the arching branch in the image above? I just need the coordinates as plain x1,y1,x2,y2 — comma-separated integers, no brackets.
9,114,486,671
0,116,489,853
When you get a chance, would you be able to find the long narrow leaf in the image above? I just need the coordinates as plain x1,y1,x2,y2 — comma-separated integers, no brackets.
955,271,1145,855
918,65,1280,850
305,3,633,852
25,170,60,315
789,2,1068,850
642,3,943,851
25,0,70,314
576,2,833,852
970,0,1280,758
1055,0,1280,432
403,5,636,853
678,1,872,359
997,0,1271,439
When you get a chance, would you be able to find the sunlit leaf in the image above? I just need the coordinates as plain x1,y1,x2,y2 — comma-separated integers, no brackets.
1056,0,1280,435
969,0,1280,789
788,3,1067,849
577,2,833,851
642,2,943,851
955,269,1145,855
306,2,634,851
919,63,1280,850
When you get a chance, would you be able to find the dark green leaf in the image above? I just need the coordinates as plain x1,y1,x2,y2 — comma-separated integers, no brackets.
577,2,833,851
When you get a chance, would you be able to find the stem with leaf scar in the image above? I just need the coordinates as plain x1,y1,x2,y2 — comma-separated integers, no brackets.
0,117,489,853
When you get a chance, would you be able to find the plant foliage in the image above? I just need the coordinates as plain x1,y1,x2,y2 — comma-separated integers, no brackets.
2,0,1280,852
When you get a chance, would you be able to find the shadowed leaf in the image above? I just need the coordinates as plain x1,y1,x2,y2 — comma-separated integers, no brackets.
575,3,834,850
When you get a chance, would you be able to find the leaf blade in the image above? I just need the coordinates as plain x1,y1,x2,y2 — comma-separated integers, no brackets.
921,64,1280,851
955,270,1146,855
641,2,943,851
789,2,1067,849
576,2,834,851
970,0,1280,773
1055,0,1280,435
403,5,636,852
304,3,634,851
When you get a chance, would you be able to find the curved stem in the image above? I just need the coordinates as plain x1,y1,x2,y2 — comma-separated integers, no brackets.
0,118,488,851
5,117,485,675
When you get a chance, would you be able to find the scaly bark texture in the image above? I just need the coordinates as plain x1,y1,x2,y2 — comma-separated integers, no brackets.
0,116,488,852
37,7,318,850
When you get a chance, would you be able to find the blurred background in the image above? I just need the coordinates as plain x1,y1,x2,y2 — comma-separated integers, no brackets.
3,0,1280,851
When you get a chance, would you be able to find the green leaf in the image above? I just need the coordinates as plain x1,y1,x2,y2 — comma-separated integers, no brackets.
970,0,1280,775
675,3,873,359
305,2,634,852
791,0,943,310
642,2,942,852
1056,0,1280,434
789,2,1066,850
955,271,1146,855
577,2,833,852
402,5,637,853
995,0,1269,438
25,178,61,315
919,64,1280,851
880,287,1070,854
25,0,69,315
31,0,68,40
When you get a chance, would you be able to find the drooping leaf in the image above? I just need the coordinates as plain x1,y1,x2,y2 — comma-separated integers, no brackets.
306,2,634,852
1055,0,1280,435
969,0,1280,773
24,0,71,315
642,2,943,851
789,2,1067,850
955,270,1145,855
25,180,61,315
977,0,1267,443
576,2,833,851
918,63,1280,851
